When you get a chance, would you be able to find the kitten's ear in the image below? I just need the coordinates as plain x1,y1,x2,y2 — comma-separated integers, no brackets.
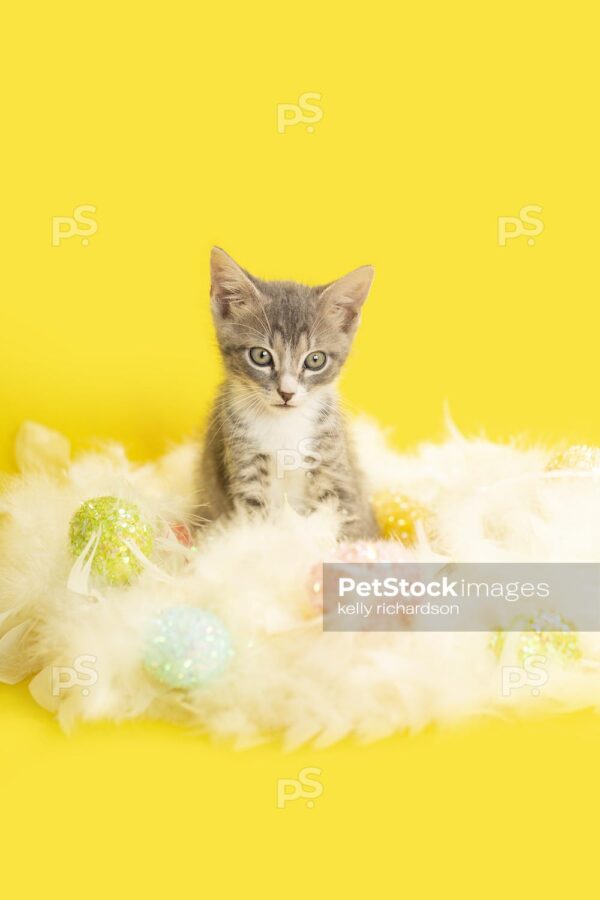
210,247,261,319
318,265,375,331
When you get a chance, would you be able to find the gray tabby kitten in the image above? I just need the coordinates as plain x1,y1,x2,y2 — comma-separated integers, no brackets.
198,247,378,540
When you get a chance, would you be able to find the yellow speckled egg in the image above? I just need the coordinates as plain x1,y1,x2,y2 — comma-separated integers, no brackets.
371,491,431,545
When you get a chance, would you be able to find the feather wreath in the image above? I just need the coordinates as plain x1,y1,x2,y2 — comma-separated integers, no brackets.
1,420,600,747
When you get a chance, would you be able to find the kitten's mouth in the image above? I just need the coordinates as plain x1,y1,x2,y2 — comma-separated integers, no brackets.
272,403,294,409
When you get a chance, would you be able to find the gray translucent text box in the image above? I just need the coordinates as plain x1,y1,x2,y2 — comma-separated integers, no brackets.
322,562,600,632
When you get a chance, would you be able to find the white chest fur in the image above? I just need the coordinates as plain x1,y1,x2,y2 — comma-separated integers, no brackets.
241,397,322,512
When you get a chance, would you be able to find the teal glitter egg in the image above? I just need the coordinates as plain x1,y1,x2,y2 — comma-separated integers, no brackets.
69,496,154,586
144,607,234,689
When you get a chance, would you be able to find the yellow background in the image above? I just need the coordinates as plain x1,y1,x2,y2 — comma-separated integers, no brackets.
1,2,598,897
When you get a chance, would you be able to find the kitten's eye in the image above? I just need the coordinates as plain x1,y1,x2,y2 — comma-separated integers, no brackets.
304,351,327,371
249,347,273,367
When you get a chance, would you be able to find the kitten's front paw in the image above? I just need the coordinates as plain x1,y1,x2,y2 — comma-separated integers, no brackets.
235,496,270,519
338,513,380,541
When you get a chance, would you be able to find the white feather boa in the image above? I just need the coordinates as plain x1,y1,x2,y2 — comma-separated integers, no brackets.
1,420,599,746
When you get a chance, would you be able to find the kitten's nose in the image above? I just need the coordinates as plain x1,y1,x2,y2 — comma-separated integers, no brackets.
278,390,295,405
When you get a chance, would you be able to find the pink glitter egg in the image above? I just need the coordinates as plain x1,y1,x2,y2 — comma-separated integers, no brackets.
306,540,412,613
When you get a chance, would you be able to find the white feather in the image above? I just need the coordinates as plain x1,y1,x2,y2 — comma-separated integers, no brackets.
1,419,599,744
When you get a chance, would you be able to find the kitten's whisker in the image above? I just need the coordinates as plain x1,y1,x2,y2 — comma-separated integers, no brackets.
308,308,329,343
226,324,266,341
188,514,210,525
229,395,264,431
246,305,273,342
205,390,266,446
255,302,274,341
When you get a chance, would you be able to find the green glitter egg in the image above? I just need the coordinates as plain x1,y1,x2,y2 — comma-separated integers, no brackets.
517,611,582,665
69,496,154,586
